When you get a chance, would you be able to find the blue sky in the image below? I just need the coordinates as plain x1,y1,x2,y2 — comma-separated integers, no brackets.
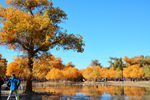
0,0,150,69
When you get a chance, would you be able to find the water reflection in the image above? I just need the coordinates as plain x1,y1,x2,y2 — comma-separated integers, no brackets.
33,84,150,100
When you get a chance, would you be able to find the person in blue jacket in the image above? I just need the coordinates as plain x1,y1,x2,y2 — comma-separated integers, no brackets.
6,74,20,100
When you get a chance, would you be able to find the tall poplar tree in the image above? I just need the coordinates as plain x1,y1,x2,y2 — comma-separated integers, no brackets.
0,0,84,93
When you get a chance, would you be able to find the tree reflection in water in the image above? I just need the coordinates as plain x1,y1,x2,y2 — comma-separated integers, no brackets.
33,84,150,100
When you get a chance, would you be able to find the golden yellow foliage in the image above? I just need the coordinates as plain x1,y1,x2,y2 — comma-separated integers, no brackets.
108,67,116,78
115,69,122,78
46,67,82,80
100,68,109,78
6,62,21,77
82,66,102,81
5,0,50,8
63,67,82,80
123,65,144,78
0,0,84,93
6,56,30,78
123,56,141,66
65,61,75,68
33,54,64,79
81,66,123,80
46,68,64,80
5,54,65,79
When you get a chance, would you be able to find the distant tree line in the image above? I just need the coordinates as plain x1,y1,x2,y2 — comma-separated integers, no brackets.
1,53,150,82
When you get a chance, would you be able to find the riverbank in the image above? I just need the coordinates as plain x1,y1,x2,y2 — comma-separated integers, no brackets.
105,81,150,87
1,81,150,100
83,81,150,88
32,81,150,88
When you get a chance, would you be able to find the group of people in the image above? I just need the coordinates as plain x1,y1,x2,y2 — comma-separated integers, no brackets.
0,74,21,100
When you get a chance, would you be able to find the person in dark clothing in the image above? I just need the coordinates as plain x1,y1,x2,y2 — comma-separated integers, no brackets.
0,77,4,99
6,74,20,100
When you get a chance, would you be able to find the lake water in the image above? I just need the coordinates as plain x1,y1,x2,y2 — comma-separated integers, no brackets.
32,84,150,100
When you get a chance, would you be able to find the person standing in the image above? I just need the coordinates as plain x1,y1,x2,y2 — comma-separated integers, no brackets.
7,74,20,100
0,77,4,99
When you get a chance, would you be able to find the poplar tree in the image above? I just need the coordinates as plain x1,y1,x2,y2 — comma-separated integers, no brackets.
0,0,84,93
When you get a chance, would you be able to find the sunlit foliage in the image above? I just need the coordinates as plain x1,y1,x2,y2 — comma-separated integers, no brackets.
46,67,82,81
82,66,102,81
6,62,22,77
115,69,122,78
46,68,64,80
108,67,117,78
0,0,84,92
63,67,82,80
123,64,144,78
6,54,65,79
33,53,64,79
123,56,141,66
65,61,75,68
6,56,30,78
100,68,109,78
5,55,150,81
81,66,124,81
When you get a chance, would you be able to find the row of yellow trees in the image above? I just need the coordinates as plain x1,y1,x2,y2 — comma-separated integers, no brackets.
1,53,150,81
82,56,150,81
81,65,144,81
5,53,82,80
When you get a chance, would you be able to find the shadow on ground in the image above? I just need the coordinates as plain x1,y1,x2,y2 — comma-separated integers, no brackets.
1,94,43,100
0,92,61,100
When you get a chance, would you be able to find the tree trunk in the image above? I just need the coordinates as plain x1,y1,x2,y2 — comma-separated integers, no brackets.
25,73,32,93
122,70,123,81
25,52,34,94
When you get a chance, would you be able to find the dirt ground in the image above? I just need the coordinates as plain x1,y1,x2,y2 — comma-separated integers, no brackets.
0,94,43,100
